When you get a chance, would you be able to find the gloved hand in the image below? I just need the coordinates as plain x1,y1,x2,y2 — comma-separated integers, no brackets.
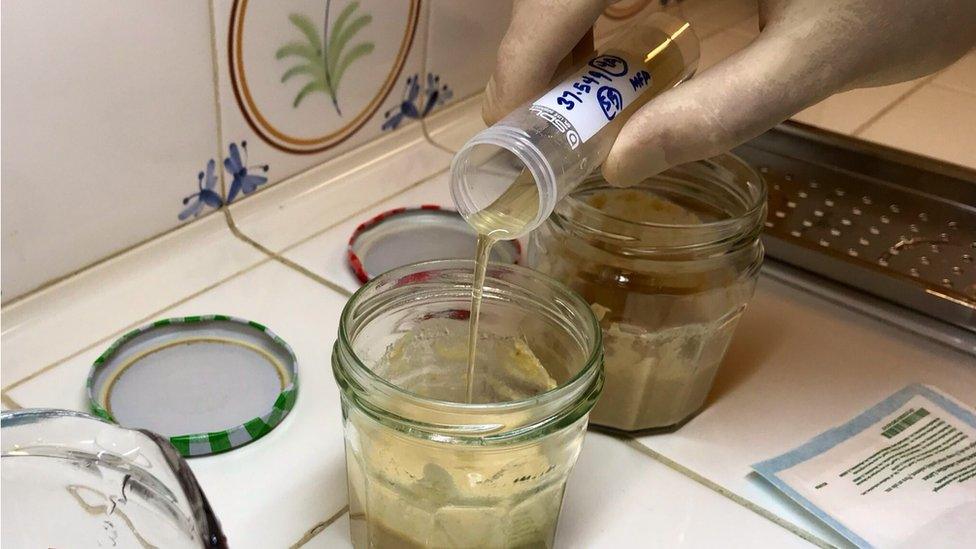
483,0,976,186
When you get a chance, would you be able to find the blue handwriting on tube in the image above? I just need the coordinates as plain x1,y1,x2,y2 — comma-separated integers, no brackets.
555,55,631,111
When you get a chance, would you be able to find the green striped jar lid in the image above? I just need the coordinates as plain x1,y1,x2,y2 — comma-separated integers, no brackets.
87,315,298,457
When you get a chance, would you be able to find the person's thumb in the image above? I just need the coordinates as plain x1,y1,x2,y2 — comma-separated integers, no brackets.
602,32,834,186
482,0,608,126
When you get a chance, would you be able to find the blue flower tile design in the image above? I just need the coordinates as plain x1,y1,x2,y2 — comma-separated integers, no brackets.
179,159,222,221
178,141,270,221
223,141,269,204
381,73,453,131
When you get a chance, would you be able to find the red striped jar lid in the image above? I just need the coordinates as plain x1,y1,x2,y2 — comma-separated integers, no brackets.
347,205,521,283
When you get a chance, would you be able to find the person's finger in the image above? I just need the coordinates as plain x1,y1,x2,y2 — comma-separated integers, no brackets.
603,0,976,186
483,0,608,125
602,31,834,186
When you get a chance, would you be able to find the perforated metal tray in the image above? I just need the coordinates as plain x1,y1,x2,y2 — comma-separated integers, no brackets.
733,122,976,333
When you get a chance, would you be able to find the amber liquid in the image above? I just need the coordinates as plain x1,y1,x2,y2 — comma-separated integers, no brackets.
464,169,538,403
465,234,493,402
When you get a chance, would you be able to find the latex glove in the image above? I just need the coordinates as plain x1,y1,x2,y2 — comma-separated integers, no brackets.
483,0,976,186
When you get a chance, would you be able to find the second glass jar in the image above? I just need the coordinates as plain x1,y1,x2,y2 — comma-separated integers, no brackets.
333,260,604,548
528,154,766,432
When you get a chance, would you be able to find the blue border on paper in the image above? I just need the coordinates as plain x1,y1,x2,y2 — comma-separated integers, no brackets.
752,384,976,548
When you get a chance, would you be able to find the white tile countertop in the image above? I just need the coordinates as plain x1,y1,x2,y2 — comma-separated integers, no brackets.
3,94,975,548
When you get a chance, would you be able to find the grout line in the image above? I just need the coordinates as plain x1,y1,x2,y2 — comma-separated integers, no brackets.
221,165,450,297
206,0,229,209
1,232,365,395
0,211,224,308
2,186,399,394
277,165,450,255
1,2,228,308
416,1,460,156
421,1,430,76
420,91,484,155
2,393,23,410
422,120,462,155
202,0,344,297
204,2,320,298
850,76,936,136
222,213,354,298
211,0,447,301
618,436,836,548
1,255,277,393
0,0,229,309
3,127,447,392
291,505,349,548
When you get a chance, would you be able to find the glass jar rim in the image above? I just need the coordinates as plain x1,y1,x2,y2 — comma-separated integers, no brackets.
554,153,766,249
333,260,604,441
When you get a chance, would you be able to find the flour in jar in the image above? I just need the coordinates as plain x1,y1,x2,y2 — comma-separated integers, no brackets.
585,188,704,226
352,318,569,547
531,185,753,430
373,317,556,404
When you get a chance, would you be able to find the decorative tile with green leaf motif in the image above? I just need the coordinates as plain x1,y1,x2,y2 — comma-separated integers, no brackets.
276,1,375,115
223,0,421,157
211,0,426,203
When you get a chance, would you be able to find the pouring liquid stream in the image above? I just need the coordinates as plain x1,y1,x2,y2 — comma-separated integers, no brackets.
464,169,539,403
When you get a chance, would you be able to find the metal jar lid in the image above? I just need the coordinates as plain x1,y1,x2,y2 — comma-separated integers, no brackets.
347,205,521,283
87,315,298,457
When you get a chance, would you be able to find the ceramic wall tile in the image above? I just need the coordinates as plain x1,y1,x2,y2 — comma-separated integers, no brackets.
858,83,976,169
424,0,512,105
222,124,451,254
1,215,265,389
1,1,220,301
283,172,453,293
212,0,432,200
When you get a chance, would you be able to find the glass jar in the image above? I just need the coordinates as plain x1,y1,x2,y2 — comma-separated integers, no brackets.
528,154,765,432
332,260,603,548
1,408,225,548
